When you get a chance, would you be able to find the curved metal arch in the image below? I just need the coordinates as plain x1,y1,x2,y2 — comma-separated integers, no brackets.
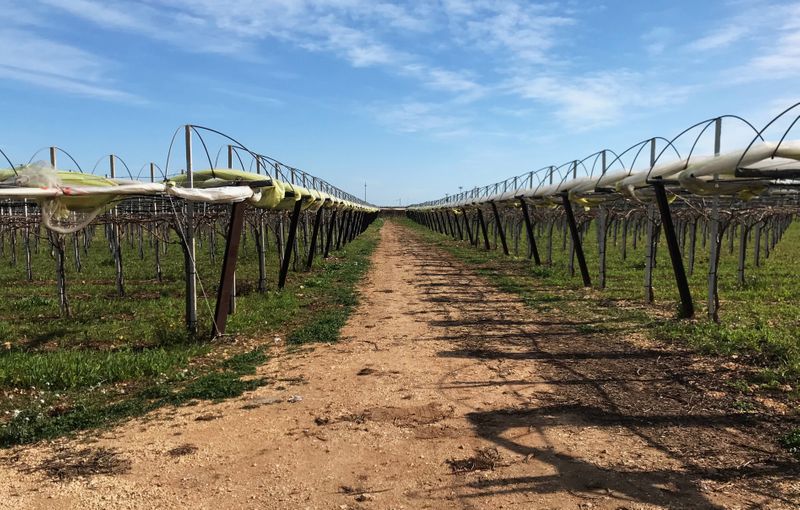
27,146,84,172
578,149,611,178
88,154,133,180
164,124,260,179
0,147,17,176
679,115,763,168
189,126,216,174
112,155,134,180
735,102,800,170
602,139,651,178
135,162,164,181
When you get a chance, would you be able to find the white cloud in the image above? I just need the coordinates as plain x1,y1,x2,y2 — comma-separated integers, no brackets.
641,27,674,56
442,0,574,63
746,19,800,77
369,101,469,136
508,71,691,128
687,25,750,52
0,28,142,102
213,88,283,107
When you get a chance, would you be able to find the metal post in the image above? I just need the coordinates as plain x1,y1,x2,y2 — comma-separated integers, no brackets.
463,209,475,246
447,211,457,238
652,179,694,318
708,118,722,321
306,207,324,269
226,146,237,312
451,211,463,239
279,199,303,289
490,201,509,255
597,207,607,289
561,193,591,287
184,125,197,333
336,210,348,250
477,208,490,250
519,198,541,265
109,155,125,297
644,140,657,303
597,151,608,288
324,209,338,258
212,201,246,336
342,210,354,245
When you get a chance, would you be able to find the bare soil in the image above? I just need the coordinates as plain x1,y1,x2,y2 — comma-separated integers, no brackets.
1,220,798,509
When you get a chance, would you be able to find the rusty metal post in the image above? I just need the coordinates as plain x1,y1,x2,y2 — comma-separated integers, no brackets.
519,198,541,265
324,209,338,258
213,201,246,336
652,178,694,318
279,199,303,289
306,207,325,269
477,208,490,250
490,201,509,255
562,193,591,287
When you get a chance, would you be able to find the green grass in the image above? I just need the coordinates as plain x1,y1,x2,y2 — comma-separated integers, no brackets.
0,346,267,447
400,216,800,385
0,217,383,446
0,347,204,390
402,214,800,456
781,428,800,458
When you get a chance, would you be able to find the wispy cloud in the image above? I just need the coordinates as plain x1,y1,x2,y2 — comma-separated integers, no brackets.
641,27,675,56
687,25,750,52
508,71,691,129
746,16,800,77
368,101,470,136
442,1,574,64
212,88,283,107
0,28,142,102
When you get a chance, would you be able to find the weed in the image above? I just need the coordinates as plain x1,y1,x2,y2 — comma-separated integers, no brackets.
780,428,800,457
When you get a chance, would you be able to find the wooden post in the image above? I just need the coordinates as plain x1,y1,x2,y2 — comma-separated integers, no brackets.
737,223,748,285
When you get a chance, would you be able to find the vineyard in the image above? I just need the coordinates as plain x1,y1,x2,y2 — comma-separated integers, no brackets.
0,107,799,508
407,107,800,381
0,126,378,445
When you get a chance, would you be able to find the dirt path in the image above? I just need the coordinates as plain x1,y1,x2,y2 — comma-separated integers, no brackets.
1,220,798,509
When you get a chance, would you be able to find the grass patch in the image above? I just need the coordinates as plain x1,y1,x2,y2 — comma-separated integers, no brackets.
780,428,800,458
402,216,799,456
0,347,203,390
178,371,264,401
0,346,270,447
399,216,800,385
0,217,383,446
289,310,349,344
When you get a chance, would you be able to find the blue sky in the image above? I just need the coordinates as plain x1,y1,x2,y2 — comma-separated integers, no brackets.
0,0,798,205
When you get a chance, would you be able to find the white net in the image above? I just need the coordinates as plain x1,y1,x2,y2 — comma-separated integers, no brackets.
16,162,116,234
